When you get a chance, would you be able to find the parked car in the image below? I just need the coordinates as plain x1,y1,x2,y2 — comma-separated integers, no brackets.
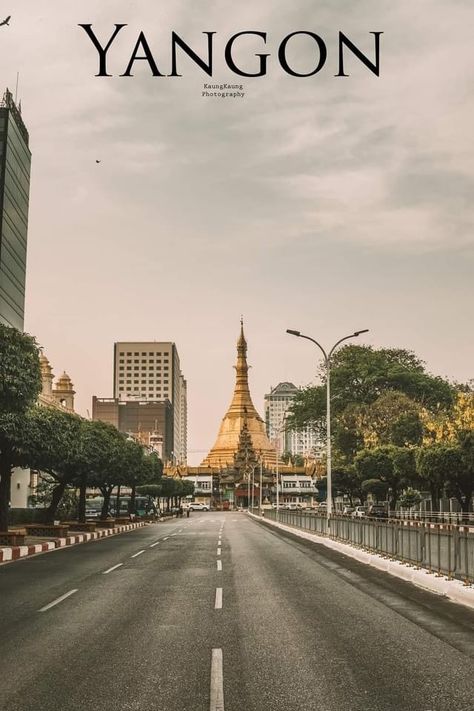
342,506,355,516
367,504,388,519
352,506,367,518
189,503,209,511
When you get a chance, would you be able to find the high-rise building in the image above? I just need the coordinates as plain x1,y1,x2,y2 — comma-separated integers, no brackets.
92,397,173,463
112,341,187,463
265,382,322,459
0,89,32,330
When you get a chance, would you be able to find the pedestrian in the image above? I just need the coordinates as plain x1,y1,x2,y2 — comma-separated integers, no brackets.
186,508,190,518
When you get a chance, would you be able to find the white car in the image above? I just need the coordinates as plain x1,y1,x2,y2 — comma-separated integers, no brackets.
352,506,367,518
189,503,209,511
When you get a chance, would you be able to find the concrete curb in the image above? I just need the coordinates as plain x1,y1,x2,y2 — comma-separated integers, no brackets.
250,513,474,611
0,522,147,564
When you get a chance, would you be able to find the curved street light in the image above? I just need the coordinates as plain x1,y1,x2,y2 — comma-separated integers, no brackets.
286,328,369,521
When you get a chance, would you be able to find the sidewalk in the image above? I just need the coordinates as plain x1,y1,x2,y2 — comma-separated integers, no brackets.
0,521,148,564
250,513,474,611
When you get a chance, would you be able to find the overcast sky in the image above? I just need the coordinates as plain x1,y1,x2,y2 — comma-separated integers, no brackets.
2,1,473,463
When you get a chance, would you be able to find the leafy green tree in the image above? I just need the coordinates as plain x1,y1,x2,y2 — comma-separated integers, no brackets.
287,345,454,465
22,407,84,520
361,478,389,501
354,446,415,508
444,432,474,515
332,466,363,505
416,443,454,512
0,325,42,530
399,488,423,509
0,325,42,412
160,476,177,511
181,479,195,500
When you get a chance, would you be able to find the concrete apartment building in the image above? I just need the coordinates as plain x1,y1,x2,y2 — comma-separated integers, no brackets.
0,89,31,331
112,342,187,463
264,382,322,459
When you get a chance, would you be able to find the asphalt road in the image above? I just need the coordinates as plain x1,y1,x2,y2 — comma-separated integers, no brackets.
0,512,473,711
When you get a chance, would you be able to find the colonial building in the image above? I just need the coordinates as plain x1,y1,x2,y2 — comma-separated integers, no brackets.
11,352,76,507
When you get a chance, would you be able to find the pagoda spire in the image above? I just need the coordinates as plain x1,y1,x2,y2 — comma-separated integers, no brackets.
201,320,278,468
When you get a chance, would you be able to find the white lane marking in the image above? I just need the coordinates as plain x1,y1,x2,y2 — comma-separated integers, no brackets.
217,560,222,571
217,547,221,556
103,563,123,574
149,541,160,548
170,533,177,536
215,587,223,609
38,589,78,612
131,550,145,558
178,529,183,533
210,649,225,711
163,537,169,540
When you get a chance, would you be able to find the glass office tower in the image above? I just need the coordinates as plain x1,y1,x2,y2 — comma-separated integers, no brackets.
0,88,31,331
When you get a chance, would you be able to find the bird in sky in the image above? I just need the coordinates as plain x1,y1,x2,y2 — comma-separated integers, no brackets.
95,160,101,164
0,16,11,27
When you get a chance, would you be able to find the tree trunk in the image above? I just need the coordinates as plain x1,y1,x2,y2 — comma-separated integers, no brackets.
78,473,87,523
0,455,12,532
100,487,113,519
130,483,136,514
115,485,121,518
45,481,66,521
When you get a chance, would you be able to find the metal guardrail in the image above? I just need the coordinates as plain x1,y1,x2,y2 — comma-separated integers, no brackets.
263,510,474,585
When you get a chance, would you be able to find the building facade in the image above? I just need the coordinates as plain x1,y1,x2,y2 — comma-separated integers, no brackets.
265,382,322,459
0,89,31,331
92,396,173,463
112,341,187,463
11,353,76,508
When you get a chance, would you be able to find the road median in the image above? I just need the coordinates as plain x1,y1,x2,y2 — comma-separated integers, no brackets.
0,521,148,564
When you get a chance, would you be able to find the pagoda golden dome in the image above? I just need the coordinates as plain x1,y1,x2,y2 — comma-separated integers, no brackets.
201,320,278,468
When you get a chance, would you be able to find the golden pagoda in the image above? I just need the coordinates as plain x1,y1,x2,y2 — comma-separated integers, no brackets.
201,320,278,468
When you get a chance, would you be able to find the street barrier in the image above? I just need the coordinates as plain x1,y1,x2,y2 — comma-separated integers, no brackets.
264,510,474,585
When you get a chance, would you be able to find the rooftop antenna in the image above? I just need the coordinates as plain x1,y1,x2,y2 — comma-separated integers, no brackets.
14,72,19,103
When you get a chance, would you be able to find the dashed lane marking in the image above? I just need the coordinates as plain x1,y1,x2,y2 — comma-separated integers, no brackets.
217,547,221,556
149,541,160,548
103,563,123,574
217,560,222,571
38,589,78,612
210,648,224,711
131,550,145,558
215,587,223,609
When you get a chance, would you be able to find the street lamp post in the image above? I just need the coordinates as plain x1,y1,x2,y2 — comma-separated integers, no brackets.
286,328,369,521
259,458,263,513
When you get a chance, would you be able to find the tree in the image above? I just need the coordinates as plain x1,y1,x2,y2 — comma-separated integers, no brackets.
445,432,474,515
358,391,423,448
78,421,130,519
22,407,84,521
160,477,178,511
0,325,42,530
0,325,42,412
332,466,364,505
416,443,455,512
287,345,454,465
181,479,195,500
354,446,415,508
399,488,423,509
